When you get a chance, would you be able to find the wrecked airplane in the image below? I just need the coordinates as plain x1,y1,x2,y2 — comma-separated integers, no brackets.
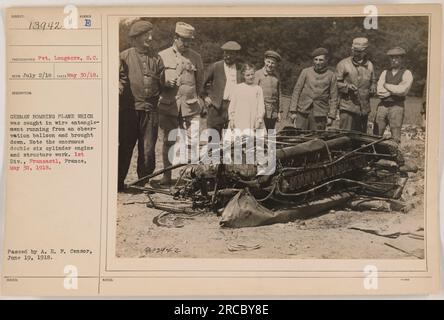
130,128,416,228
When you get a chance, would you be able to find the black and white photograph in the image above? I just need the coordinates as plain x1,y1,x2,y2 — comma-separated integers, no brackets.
116,15,428,260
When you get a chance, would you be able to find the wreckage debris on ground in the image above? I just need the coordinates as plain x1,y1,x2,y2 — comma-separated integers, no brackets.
133,128,417,228
401,124,426,141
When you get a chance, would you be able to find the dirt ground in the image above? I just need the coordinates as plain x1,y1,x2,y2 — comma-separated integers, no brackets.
116,96,426,259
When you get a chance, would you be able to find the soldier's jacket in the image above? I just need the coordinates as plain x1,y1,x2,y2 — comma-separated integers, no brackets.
289,66,338,119
254,68,281,119
158,46,204,118
336,56,376,115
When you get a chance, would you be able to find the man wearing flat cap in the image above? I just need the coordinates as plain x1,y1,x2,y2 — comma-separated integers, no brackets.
373,47,413,144
254,50,282,130
118,20,164,191
336,37,377,133
155,21,204,186
203,41,242,137
289,47,338,130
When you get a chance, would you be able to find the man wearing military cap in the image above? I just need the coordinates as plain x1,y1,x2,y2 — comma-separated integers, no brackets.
118,19,164,191
289,47,338,130
155,21,204,186
203,41,243,137
373,47,413,144
254,50,282,130
336,37,377,133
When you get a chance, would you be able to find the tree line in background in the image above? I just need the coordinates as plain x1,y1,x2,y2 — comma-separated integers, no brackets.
119,16,428,96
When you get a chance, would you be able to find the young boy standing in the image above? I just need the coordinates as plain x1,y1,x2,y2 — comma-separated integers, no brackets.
254,50,282,130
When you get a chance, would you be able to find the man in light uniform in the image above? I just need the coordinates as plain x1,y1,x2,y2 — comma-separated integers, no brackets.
157,22,204,186
336,37,376,133
373,47,413,144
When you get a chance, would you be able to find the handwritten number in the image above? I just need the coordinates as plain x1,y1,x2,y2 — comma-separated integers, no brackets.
28,21,62,30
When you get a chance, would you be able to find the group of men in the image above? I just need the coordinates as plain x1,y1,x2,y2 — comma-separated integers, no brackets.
118,19,414,191
289,37,413,139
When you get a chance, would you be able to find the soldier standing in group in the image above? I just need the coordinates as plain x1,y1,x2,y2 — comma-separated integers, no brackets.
374,47,413,144
289,47,338,130
336,37,377,133
118,20,164,191
254,50,282,130
203,41,243,137
155,22,204,187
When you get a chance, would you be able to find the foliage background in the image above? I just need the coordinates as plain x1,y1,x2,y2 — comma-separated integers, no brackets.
119,16,428,96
